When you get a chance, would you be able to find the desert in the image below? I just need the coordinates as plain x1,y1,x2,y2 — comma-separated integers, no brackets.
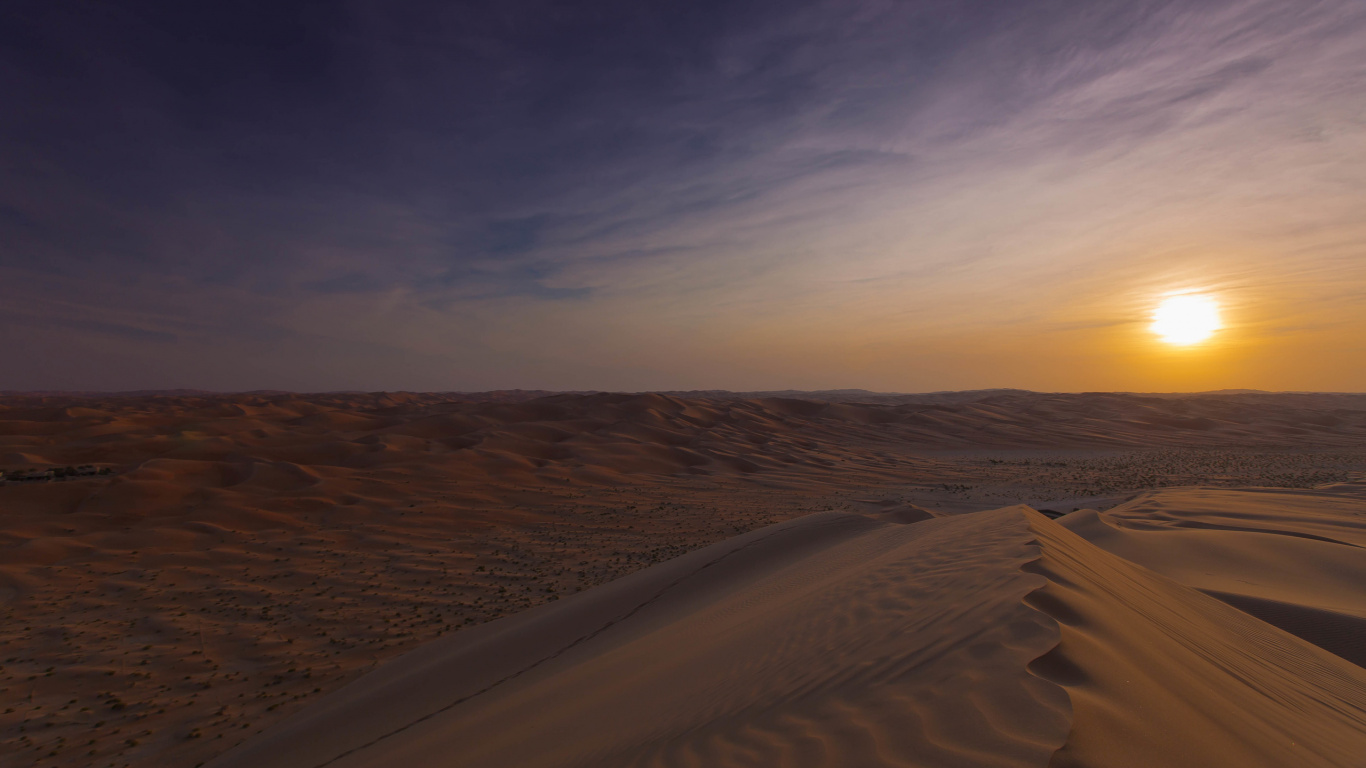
1,389,1364,767
8,1,1366,766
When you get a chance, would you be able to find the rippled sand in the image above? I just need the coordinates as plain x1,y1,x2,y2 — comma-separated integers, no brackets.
1,390,1364,767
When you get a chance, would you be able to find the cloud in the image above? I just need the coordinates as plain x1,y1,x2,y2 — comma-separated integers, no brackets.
1,0,1364,390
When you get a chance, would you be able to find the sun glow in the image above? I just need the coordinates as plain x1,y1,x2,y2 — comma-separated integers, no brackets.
1151,294,1222,345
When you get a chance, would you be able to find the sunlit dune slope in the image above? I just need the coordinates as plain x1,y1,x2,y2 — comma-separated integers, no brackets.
1056,485,1366,666
211,507,1072,768
210,490,1366,768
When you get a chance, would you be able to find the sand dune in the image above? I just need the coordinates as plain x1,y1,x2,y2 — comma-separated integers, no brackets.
1056,485,1366,667
1029,498,1366,767
4,391,1366,477
211,508,1071,768
210,491,1366,768
2,391,1365,767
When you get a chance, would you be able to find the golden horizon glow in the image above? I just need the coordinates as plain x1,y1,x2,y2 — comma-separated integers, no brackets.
1151,294,1222,345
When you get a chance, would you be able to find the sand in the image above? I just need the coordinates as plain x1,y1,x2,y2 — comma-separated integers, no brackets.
1031,487,1366,767
1,390,1364,766
1055,487,1366,668
210,508,1071,768
208,488,1366,768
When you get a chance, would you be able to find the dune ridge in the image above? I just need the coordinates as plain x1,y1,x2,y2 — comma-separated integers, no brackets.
209,490,1366,768
210,507,1072,768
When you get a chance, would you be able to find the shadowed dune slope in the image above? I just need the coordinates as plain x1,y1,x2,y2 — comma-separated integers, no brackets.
210,493,1366,768
210,508,1071,768
1027,505,1366,768
1056,485,1366,665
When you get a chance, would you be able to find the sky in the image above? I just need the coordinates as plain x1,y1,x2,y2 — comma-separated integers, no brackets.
2,0,1364,393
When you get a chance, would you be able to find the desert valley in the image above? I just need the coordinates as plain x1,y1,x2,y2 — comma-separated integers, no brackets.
1,389,1364,767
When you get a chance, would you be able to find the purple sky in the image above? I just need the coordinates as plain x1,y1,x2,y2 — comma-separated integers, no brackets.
3,1,1364,392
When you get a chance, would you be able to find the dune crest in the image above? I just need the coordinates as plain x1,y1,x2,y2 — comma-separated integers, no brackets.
211,493,1366,768
211,509,1071,768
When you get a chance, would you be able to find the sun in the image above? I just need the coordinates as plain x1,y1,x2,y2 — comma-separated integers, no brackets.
1151,294,1221,345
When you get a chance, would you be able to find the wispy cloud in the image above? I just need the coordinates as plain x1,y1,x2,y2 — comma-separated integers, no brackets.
1,0,1363,390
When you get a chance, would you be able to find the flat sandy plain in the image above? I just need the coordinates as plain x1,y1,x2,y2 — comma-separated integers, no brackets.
1,390,1364,767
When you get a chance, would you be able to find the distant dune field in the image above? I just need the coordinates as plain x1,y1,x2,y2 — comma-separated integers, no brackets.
1,391,1364,767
